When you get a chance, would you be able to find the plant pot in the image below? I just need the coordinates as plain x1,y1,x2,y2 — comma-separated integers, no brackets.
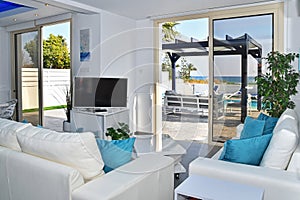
63,120,71,132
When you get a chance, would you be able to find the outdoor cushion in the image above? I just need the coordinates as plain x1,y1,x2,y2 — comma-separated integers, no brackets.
240,116,265,139
219,134,272,166
16,125,104,181
96,137,136,173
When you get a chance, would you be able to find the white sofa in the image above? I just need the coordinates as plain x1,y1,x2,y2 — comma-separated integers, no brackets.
0,118,174,200
189,108,300,200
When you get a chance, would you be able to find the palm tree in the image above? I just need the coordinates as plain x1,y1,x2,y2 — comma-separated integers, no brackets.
162,22,180,42
161,22,181,90
178,58,197,82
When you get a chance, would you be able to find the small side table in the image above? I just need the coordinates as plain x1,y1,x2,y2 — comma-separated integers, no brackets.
133,133,187,174
175,175,264,200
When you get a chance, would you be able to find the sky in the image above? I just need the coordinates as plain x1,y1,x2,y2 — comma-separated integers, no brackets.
42,21,70,49
175,18,208,41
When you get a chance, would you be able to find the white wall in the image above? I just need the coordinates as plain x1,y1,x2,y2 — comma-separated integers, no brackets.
0,27,10,103
100,11,138,131
72,11,142,132
285,0,300,112
72,13,101,77
134,19,156,133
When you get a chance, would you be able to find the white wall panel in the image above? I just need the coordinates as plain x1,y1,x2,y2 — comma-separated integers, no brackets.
72,13,101,77
0,28,10,102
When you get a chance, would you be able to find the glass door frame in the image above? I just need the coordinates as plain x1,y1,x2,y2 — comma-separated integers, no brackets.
154,2,284,145
208,3,283,143
12,27,44,125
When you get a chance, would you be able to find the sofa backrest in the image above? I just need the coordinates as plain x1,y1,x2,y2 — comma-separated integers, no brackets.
260,109,299,170
17,125,105,181
0,118,30,151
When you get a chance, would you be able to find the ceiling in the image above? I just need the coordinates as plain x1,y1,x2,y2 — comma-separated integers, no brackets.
71,0,278,19
0,0,278,27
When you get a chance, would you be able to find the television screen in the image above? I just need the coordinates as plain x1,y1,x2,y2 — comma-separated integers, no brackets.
74,77,127,108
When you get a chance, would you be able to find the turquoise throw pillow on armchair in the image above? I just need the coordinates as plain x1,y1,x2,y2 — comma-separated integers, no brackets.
219,134,272,166
96,137,136,173
240,116,265,139
257,112,278,135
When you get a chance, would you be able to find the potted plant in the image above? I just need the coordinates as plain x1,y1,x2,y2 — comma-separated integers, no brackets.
255,51,300,117
65,89,72,123
63,89,72,132
105,122,130,140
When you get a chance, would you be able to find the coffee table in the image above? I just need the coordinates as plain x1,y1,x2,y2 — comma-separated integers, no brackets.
175,175,264,200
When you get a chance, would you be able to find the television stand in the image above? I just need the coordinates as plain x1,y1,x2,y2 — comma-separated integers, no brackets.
94,108,108,113
70,108,129,138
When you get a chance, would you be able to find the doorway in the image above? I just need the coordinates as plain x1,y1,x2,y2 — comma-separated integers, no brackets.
14,29,41,125
160,18,210,142
13,21,71,129
212,14,273,142
155,3,282,145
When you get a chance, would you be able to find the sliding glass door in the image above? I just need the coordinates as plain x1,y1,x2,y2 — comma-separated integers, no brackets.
14,29,42,125
212,14,273,142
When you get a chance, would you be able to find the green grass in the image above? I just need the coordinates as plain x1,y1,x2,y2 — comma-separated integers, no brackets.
23,105,66,113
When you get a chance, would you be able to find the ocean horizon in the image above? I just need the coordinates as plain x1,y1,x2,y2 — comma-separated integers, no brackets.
190,76,256,83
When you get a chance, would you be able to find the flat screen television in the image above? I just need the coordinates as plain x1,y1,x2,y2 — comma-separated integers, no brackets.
74,77,127,108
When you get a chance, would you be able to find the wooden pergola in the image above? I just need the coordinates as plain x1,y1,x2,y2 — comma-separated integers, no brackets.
162,34,262,122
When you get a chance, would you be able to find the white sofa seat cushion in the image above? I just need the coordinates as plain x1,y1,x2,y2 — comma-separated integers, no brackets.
17,125,104,181
0,118,30,151
260,109,299,169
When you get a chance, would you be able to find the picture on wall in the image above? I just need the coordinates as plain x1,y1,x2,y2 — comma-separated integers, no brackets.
80,29,90,62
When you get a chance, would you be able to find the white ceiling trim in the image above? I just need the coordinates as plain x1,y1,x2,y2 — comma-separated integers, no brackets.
150,0,283,20
35,13,72,25
32,0,102,14
6,21,35,32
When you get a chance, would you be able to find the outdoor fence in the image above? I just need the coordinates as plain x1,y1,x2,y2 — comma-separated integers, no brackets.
22,68,70,110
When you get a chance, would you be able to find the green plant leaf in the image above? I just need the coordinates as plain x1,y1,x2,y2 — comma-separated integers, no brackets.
255,51,299,117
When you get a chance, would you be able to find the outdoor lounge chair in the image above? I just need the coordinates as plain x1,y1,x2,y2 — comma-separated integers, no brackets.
0,99,17,120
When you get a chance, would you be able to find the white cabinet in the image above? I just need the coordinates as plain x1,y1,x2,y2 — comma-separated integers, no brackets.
70,108,129,138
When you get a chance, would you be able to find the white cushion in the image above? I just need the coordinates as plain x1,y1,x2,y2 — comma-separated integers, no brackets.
0,118,31,151
17,125,104,181
260,109,299,169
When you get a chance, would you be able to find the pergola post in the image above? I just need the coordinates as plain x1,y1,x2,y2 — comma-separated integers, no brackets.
257,55,262,111
167,52,180,91
241,41,248,123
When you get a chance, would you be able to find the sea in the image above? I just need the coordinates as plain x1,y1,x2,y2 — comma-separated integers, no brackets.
190,76,256,84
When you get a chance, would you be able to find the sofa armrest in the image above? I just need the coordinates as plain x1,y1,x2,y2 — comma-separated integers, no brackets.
72,154,174,200
189,157,300,200
287,142,300,172
0,149,84,200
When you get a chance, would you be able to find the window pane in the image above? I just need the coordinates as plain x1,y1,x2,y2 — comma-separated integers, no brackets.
212,14,273,142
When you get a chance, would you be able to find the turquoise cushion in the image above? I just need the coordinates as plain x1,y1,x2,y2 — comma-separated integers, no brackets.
257,112,278,135
96,137,136,173
219,134,272,166
240,116,265,139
